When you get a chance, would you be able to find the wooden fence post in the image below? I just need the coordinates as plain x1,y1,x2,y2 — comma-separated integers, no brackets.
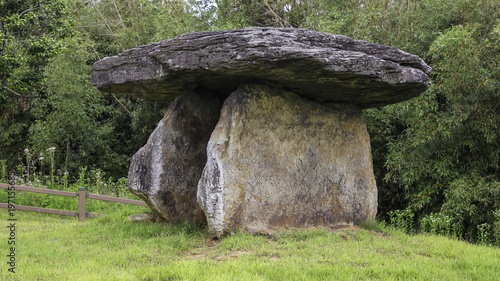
78,187,86,222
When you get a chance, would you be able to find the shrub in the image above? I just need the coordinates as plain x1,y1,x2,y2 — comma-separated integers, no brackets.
441,176,500,243
420,213,461,238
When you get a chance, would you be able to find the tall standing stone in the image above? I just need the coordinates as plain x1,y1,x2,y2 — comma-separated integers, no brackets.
128,90,222,224
197,84,377,237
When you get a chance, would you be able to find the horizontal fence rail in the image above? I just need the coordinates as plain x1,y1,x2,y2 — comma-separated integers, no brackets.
0,183,78,197
0,203,78,217
0,183,147,221
86,193,148,205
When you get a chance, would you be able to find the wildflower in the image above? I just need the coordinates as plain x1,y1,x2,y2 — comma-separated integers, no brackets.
24,148,29,154
47,147,56,152
39,157,44,161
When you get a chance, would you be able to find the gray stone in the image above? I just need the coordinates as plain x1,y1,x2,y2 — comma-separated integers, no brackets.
91,27,431,109
128,90,222,224
197,84,377,237
127,213,152,222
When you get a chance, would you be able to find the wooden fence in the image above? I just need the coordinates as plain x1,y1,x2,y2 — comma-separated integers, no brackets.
0,183,147,221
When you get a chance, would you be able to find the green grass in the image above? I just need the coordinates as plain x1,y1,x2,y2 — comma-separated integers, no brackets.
1,208,499,281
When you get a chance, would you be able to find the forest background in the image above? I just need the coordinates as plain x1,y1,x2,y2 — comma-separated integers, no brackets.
0,0,499,243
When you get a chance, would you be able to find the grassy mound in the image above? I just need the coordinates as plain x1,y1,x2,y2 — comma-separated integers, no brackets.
1,207,499,280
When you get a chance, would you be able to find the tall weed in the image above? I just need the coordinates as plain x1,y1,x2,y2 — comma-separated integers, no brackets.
387,209,414,234
493,210,500,246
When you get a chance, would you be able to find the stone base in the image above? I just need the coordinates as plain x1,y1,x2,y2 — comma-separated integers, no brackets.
197,84,377,237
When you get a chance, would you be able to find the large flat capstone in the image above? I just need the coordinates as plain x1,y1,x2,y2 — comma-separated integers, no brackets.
91,27,431,109
197,84,377,237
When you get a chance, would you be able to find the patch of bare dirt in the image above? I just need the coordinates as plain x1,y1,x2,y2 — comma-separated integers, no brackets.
183,248,256,261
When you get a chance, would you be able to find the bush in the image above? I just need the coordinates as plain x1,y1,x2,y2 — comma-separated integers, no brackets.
441,176,500,243
420,213,461,238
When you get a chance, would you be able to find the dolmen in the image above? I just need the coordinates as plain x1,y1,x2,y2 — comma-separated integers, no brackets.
91,27,431,238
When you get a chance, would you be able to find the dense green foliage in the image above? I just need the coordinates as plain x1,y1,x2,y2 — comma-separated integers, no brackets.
0,0,72,171
352,0,500,242
0,0,499,243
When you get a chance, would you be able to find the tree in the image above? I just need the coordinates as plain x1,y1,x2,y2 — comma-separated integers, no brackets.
27,37,171,179
0,0,72,173
24,0,200,179
1,0,196,180
303,0,499,240
70,0,199,55
196,0,328,29
384,24,499,239
334,0,500,240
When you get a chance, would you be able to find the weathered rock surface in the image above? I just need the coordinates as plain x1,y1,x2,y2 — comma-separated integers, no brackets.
128,90,222,224
197,84,377,237
91,27,431,109
128,213,153,222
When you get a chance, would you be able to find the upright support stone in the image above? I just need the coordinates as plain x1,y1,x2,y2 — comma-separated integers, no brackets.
128,90,222,224
197,84,377,237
